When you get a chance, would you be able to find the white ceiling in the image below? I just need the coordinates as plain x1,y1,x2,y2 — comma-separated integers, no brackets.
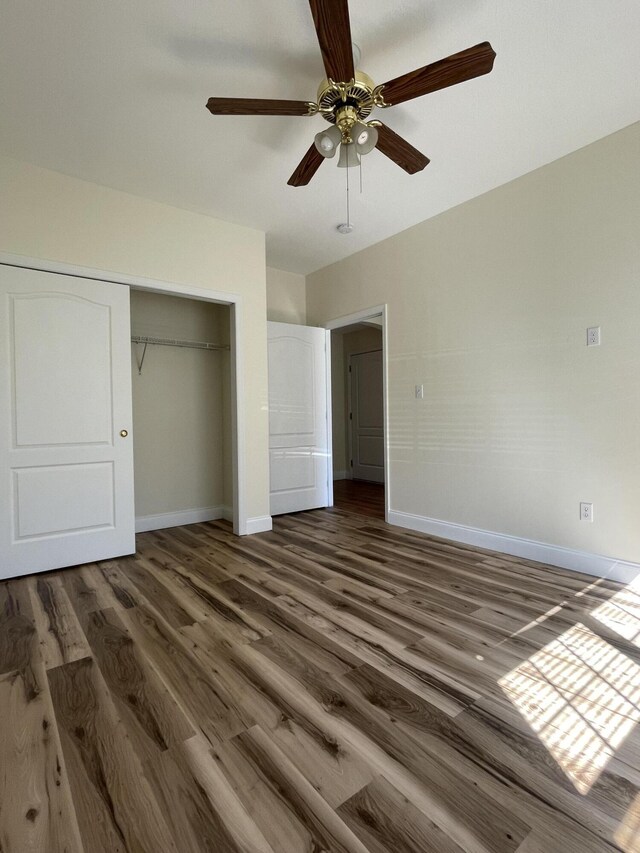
1,1,639,274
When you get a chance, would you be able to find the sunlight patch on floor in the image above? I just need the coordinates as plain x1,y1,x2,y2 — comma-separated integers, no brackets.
499,622,640,794
616,791,640,852
592,576,640,646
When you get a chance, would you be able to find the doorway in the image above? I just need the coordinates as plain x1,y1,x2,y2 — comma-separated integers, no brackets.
327,307,388,521
349,348,384,483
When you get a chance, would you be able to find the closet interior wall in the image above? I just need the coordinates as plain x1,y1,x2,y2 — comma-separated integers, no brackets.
130,290,232,528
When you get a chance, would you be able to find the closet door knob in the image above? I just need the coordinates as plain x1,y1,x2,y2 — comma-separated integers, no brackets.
120,429,129,438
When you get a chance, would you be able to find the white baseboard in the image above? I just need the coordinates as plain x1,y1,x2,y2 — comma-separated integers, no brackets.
221,505,234,522
242,515,273,536
136,505,225,533
388,509,640,585
137,505,270,536
333,470,352,481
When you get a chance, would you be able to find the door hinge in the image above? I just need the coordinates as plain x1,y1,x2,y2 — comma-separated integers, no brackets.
349,412,352,420
350,459,353,466
348,365,352,372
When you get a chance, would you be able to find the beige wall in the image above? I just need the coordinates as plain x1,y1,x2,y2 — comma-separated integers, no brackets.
331,326,383,478
266,266,306,324
0,152,270,529
130,291,230,518
309,121,640,563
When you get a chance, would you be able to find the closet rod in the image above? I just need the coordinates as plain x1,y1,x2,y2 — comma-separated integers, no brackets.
131,335,229,352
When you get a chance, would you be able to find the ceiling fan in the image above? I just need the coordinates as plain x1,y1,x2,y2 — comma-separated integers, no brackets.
206,0,496,187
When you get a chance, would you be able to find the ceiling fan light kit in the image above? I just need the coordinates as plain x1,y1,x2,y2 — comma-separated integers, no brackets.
206,0,496,190
337,141,360,168
352,123,378,155
314,124,342,157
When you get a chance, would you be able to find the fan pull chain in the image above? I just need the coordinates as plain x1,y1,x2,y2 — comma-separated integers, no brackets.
359,157,363,194
346,146,351,227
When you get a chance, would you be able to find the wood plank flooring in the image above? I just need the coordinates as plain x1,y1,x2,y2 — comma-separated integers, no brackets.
333,479,385,518
1,506,638,852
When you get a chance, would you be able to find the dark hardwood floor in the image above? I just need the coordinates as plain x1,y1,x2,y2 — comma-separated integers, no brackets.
1,506,638,852
333,479,385,518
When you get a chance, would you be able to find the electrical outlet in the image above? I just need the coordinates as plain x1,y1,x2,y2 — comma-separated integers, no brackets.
415,384,424,399
587,326,601,346
580,502,594,522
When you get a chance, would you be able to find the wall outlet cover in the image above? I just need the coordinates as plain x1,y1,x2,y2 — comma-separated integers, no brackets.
580,502,594,522
587,326,601,346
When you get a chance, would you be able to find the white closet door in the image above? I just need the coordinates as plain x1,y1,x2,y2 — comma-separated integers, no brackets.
0,265,135,577
268,321,329,515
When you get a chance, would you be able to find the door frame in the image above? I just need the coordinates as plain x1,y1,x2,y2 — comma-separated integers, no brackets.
325,305,389,522
0,252,247,535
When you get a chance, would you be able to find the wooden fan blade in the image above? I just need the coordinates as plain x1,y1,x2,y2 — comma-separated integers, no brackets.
308,0,354,83
380,42,496,106
288,143,325,186
375,124,430,174
207,97,313,116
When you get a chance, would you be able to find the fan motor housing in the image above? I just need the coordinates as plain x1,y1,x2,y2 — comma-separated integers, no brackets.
317,70,376,123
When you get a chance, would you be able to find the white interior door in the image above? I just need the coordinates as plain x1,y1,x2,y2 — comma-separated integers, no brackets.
0,265,135,577
268,321,329,515
350,349,384,483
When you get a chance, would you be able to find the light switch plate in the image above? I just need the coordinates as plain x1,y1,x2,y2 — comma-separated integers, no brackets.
415,384,424,399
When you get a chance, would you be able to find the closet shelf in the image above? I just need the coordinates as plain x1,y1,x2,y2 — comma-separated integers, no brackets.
131,335,229,351
131,335,229,375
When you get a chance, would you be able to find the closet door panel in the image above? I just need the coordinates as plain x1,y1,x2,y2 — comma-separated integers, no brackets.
13,293,113,446
14,462,115,538
0,264,135,577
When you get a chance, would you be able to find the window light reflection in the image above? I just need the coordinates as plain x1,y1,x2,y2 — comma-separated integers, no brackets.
499,623,640,794
616,791,640,852
592,576,640,646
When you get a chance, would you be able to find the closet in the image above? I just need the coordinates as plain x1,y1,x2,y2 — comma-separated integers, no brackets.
130,290,232,532
0,262,236,578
